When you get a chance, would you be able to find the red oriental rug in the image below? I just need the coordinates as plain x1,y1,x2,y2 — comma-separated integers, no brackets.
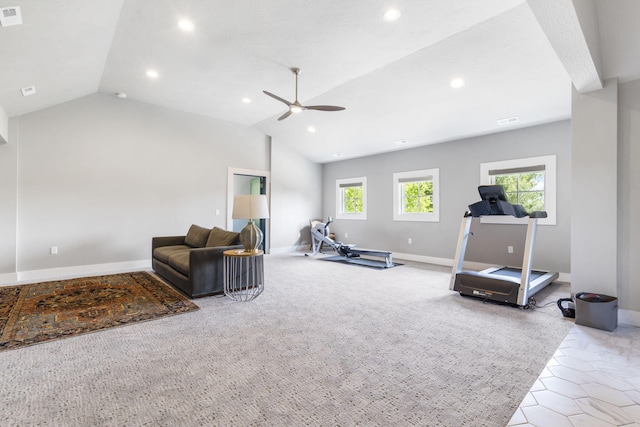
0,272,198,351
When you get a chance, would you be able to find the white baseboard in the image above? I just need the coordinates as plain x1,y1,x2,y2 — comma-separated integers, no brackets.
270,248,572,282
269,244,308,255
391,253,571,283
0,260,152,287
392,252,453,266
619,309,640,328
0,272,18,286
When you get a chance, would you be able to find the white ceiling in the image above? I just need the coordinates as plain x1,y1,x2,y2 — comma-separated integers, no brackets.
0,0,638,163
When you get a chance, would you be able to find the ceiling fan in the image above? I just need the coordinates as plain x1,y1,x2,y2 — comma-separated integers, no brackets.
263,68,345,121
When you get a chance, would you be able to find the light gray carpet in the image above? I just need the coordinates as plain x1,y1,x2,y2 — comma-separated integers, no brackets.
0,253,573,426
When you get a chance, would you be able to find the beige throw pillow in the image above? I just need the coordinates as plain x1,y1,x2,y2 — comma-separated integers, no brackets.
185,224,211,248
206,227,240,247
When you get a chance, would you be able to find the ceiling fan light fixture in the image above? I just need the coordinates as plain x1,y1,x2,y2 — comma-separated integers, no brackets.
263,67,345,121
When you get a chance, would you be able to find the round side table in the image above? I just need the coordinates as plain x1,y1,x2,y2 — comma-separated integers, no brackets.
223,249,264,301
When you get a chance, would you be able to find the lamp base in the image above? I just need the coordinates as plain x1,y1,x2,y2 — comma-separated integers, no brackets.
240,220,263,253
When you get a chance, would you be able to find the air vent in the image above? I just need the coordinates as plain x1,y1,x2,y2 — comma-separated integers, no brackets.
0,6,22,27
497,116,519,126
21,86,36,96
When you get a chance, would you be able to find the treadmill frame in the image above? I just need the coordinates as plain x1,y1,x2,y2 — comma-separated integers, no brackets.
450,212,558,306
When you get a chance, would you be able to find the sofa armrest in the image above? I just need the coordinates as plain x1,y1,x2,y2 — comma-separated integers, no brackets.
152,235,186,252
189,245,244,295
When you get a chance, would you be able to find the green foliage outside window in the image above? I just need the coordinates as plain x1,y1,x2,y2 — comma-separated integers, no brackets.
401,180,433,213
342,186,363,213
493,172,545,212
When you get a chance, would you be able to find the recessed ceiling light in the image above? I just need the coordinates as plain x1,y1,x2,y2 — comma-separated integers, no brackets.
177,19,195,32
393,139,408,146
307,126,316,133
497,116,519,126
146,69,159,79
242,97,251,103
383,8,401,22
115,92,127,99
450,78,464,88
332,153,342,157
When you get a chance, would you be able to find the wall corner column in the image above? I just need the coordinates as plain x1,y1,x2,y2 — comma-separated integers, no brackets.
570,78,618,296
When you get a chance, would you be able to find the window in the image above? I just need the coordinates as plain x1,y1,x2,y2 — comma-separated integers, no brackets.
393,169,440,222
480,155,556,225
491,166,545,212
336,177,367,220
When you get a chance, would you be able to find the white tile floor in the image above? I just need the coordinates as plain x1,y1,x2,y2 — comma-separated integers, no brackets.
508,323,640,427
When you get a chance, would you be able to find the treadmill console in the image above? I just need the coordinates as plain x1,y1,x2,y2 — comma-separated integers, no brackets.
468,185,528,218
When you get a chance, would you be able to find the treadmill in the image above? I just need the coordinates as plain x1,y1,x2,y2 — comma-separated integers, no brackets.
450,185,559,307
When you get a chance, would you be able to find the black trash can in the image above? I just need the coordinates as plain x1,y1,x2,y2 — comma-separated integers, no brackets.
575,292,618,331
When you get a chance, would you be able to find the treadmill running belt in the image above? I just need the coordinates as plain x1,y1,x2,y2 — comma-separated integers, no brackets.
489,267,545,281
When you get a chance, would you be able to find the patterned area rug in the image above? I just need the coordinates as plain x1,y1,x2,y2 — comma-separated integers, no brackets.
0,272,198,352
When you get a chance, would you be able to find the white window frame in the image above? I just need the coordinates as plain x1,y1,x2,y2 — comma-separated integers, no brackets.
480,155,556,225
393,168,440,222
336,176,367,220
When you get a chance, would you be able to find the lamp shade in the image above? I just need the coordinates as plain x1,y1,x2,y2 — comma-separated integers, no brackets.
232,194,269,253
232,194,270,220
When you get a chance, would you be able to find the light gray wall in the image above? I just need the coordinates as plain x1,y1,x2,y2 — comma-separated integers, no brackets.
571,79,618,297
0,119,17,275
14,93,270,271
618,78,640,313
322,120,571,274
270,138,322,250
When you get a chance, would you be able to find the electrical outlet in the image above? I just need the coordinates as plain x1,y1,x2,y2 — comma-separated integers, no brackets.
50,246,58,255
344,233,348,238
215,209,220,216
408,238,412,244
508,246,514,254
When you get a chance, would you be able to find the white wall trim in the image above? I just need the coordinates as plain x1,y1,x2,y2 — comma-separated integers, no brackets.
266,249,572,283
0,260,151,287
270,245,308,254
392,252,452,266
618,309,640,328
0,272,18,286
392,252,571,282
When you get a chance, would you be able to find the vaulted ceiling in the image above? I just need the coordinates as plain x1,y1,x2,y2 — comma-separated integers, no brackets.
1,0,638,163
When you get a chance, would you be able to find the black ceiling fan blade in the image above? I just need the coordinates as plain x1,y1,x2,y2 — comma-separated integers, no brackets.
277,110,293,121
304,105,346,111
263,90,292,106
